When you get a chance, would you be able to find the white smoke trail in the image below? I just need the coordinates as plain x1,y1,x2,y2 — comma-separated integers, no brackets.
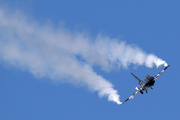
0,8,167,105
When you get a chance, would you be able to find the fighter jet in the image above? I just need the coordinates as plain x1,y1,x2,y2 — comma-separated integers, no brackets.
121,65,170,104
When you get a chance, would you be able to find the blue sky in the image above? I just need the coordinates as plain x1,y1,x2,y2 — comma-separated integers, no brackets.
0,0,179,120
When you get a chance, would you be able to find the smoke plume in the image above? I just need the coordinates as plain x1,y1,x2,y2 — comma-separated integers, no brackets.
0,8,167,104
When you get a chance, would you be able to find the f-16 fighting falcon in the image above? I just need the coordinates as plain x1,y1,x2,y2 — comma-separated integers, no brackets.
121,65,170,104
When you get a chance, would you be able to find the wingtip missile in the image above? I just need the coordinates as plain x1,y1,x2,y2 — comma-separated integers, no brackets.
120,98,130,104
164,65,170,70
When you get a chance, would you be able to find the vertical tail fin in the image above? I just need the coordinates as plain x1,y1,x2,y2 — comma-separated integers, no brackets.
131,73,143,85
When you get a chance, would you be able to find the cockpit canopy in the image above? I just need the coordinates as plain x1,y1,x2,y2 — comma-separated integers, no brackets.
145,75,150,79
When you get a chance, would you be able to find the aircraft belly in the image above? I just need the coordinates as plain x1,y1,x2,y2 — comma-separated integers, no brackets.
147,80,155,86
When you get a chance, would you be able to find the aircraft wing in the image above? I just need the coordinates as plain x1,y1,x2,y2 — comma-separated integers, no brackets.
120,89,140,104
154,65,170,80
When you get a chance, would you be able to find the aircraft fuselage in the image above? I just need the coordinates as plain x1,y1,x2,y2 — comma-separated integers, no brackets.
140,76,155,91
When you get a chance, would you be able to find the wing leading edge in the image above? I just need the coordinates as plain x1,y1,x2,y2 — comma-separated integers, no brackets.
154,65,170,80
120,89,140,104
